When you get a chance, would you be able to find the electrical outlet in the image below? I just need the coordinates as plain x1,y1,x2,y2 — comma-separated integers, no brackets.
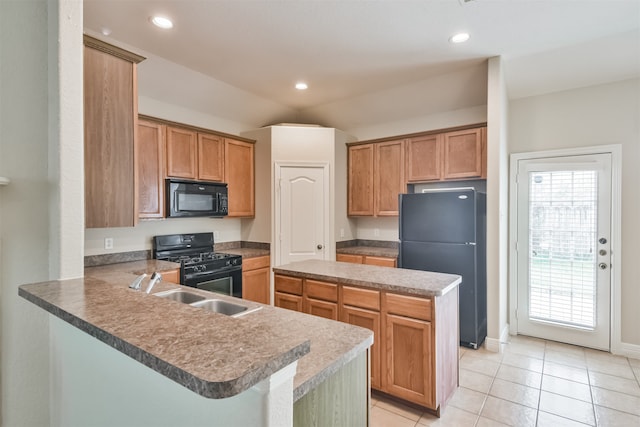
374,228,380,237
214,231,220,240
340,228,345,238
104,237,114,250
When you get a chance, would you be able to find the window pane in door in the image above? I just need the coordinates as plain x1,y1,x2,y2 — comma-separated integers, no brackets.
528,170,597,329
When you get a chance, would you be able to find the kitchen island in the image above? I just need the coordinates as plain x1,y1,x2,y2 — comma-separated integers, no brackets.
19,260,373,427
273,259,461,416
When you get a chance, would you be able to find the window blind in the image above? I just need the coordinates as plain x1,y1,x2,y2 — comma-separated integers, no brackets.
528,170,597,329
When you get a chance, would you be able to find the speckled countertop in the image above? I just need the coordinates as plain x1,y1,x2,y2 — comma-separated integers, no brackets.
18,260,372,402
274,259,461,297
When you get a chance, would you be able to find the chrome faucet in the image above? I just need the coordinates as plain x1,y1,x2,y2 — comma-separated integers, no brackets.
129,274,147,290
145,272,162,294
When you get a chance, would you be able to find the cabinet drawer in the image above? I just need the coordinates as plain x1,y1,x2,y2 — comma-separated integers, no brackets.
243,255,270,271
305,279,338,302
342,286,380,311
383,293,432,321
274,275,303,296
336,253,363,264
364,256,397,268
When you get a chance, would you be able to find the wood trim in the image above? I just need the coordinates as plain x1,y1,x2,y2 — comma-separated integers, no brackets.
138,114,256,144
132,63,140,226
346,122,487,147
83,34,145,64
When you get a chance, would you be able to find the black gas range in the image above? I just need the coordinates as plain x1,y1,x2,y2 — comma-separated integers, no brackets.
152,233,242,298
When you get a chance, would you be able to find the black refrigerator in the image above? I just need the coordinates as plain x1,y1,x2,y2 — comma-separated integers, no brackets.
399,188,487,349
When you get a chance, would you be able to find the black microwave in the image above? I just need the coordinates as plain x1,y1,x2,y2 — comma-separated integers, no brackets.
166,179,228,218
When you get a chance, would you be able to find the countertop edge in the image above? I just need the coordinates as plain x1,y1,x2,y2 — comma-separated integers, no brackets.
18,284,311,399
272,266,461,297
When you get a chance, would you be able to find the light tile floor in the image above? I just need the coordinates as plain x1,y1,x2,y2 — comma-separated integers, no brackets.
370,335,640,427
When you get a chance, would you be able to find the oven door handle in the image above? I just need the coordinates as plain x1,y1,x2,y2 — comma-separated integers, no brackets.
184,267,242,280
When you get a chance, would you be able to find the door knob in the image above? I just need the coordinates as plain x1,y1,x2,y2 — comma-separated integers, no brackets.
599,263,608,270
317,244,323,250
599,237,607,244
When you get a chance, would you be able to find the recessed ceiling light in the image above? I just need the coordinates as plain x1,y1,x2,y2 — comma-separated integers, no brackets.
295,82,308,90
449,32,470,44
150,16,173,29
101,27,112,36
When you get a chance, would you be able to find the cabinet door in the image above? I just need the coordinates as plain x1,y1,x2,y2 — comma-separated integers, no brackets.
84,44,137,228
275,292,303,312
197,133,224,182
384,313,434,408
442,128,483,179
348,144,375,216
304,297,338,321
243,267,270,304
375,140,405,216
342,306,381,389
364,256,397,268
137,119,165,218
336,253,363,264
225,138,255,217
406,134,441,182
166,126,197,179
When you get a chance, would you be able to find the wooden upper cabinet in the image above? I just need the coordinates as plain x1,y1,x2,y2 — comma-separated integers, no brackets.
137,119,165,218
197,133,225,182
406,134,441,182
84,35,144,228
406,126,486,182
166,126,197,179
348,144,375,216
375,140,405,216
442,128,483,179
224,138,255,217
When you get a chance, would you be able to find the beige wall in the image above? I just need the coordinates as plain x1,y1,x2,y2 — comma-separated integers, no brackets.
509,78,640,348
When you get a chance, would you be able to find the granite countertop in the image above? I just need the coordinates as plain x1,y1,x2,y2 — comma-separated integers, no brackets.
337,245,398,259
221,247,270,259
274,259,461,297
19,261,372,402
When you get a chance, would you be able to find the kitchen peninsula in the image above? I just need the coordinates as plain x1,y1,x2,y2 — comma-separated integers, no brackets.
273,259,461,415
19,260,373,427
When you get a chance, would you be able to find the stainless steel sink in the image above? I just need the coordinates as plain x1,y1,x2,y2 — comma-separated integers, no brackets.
153,289,207,304
191,299,248,316
153,290,262,317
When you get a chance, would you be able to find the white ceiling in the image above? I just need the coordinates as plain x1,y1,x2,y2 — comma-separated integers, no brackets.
84,0,640,110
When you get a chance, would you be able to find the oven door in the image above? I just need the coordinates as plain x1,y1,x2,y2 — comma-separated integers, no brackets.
184,267,242,299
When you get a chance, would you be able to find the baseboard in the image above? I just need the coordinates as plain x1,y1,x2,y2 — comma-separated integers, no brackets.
484,324,510,353
614,341,640,360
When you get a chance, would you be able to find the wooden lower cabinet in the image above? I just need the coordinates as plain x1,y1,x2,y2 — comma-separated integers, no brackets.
242,255,270,304
274,292,303,312
304,298,338,320
162,268,180,284
274,273,458,414
383,313,433,408
336,253,397,268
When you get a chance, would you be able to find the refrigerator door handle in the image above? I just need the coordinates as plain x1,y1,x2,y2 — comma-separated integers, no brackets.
465,242,476,245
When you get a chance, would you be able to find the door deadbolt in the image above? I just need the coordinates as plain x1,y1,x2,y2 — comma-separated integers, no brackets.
599,263,608,270
317,244,323,250
599,237,607,244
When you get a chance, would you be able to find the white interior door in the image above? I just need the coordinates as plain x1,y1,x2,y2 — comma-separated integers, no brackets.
515,153,612,350
276,164,329,266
